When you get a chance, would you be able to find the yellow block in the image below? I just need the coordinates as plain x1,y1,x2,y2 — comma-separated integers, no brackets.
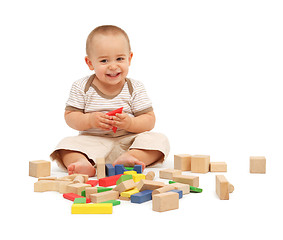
71,203,112,214
132,174,146,183
124,171,137,175
120,188,139,198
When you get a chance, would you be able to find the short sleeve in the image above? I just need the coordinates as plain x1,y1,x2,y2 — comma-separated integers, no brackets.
131,81,153,116
65,82,85,112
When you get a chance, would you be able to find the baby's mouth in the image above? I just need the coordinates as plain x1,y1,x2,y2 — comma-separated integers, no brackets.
106,72,121,78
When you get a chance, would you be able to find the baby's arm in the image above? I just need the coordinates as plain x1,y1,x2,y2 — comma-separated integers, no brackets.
112,111,155,133
64,111,114,131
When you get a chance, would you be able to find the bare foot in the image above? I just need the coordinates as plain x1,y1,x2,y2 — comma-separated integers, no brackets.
113,152,145,170
67,161,96,177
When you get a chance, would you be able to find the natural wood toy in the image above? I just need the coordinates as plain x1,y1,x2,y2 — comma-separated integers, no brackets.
216,175,234,200
145,171,155,180
106,107,123,133
174,154,191,171
210,162,227,172
29,160,51,178
136,179,165,192
152,192,179,212
172,175,199,187
90,190,119,203
191,155,210,173
159,169,182,180
96,158,106,179
250,156,266,173
113,179,136,193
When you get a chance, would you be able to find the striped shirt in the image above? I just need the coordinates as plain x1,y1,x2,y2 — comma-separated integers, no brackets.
65,74,153,137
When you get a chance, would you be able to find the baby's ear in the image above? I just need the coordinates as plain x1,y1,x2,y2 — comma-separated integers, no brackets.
85,56,94,70
128,52,133,65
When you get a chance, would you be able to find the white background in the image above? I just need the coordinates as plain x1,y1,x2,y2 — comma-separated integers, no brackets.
1,0,282,239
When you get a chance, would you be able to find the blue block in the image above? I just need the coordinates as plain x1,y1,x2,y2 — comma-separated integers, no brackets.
105,164,115,177
133,165,142,174
115,165,126,175
170,189,183,199
131,190,153,204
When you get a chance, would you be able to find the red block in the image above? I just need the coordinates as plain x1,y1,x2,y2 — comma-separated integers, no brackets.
86,180,98,187
63,193,91,203
106,107,123,133
99,174,123,187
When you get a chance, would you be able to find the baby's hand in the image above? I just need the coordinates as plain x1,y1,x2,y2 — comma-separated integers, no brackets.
112,112,133,131
89,112,114,131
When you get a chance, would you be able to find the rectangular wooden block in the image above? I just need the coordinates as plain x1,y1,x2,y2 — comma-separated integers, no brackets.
71,203,112,214
120,188,139,198
174,154,191,171
159,169,182,180
216,175,231,200
99,174,123,187
90,190,119,203
96,158,106,179
136,179,165,192
169,182,190,195
191,155,210,173
66,183,92,195
34,180,60,192
250,156,266,173
29,160,51,178
132,174,145,183
152,192,179,212
172,175,199,187
152,185,176,195
210,162,227,172
85,187,98,198
63,193,91,203
131,190,153,204
113,179,136,193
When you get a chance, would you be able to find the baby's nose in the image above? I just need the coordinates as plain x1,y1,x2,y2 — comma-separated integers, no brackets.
109,63,118,70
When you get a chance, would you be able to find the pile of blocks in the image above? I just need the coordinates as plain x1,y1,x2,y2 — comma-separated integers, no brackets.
29,155,266,213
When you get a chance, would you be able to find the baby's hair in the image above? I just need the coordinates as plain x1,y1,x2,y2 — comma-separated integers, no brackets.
86,25,131,56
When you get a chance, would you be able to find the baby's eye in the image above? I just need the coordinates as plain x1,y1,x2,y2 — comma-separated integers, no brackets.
117,57,124,61
100,59,108,63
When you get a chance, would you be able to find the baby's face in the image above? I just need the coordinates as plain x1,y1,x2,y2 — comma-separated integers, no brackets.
86,33,133,87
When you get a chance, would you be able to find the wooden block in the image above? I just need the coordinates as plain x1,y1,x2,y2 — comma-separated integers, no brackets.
191,155,210,173
99,174,123,187
210,162,227,172
131,190,153,204
105,164,115,176
58,180,73,193
85,180,98,187
113,179,136,193
174,154,191,171
159,169,182,180
96,158,106,179
66,183,92,195
34,180,60,192
63,193,91,203
172,175,199,187
124,171,137,175
116,175,133,185
119,196,130,201
29,160,51,178
38,176,57,181
152,192,179,212
132,174,145,183
216,175,234,200
58,174,88,182
120,188,139,198
145,171,155,180
169,182,190,195
73,175,85,183
85,187,98,198
170,189,183,199
152,185,177,195
250,156,266,173
71,203,112,214
136,179,165,192
133,165,143,174
90,190,119,203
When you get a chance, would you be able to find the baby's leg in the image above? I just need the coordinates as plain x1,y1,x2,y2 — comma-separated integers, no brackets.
113,149,164,170
59,150,96,177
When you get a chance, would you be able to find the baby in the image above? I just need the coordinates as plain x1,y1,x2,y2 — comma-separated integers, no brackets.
50,25,170,177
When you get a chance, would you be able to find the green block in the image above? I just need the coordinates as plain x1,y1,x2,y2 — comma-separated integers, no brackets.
169,180,202,193
100,200,121,206
74,198,87,204
125,167,134,171
81,190,86,197
116,175,133,185
190,186,203,193
97,187,113,193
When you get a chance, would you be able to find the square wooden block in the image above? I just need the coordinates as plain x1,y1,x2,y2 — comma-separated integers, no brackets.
174,154,191,171
29,160,51,178
191,155,210,173
250,156,266,173
159,169,182,180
